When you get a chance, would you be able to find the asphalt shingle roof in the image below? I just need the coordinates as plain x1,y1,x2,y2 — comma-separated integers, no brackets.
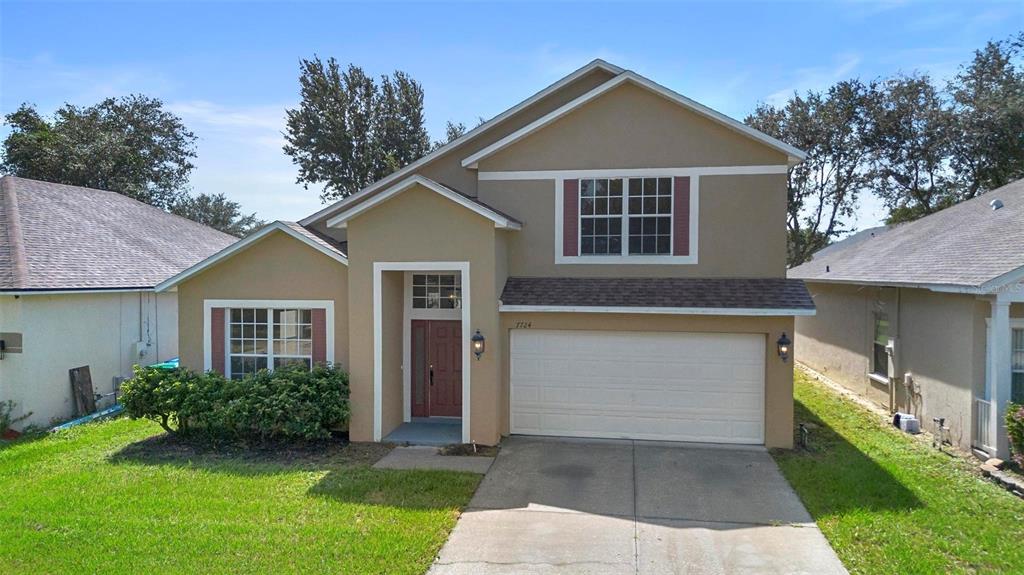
282,221,347,258
789,179,1024,289
0,176,238,291
500,276,815,311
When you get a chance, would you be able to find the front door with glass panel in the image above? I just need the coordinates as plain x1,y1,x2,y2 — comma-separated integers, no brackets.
411,320,462,417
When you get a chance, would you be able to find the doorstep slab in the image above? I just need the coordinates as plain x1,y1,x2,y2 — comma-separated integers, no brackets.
428,508,635,575
637,518,847,575
372,446,493,474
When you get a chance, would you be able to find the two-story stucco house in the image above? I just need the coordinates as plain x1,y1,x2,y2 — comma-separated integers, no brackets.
156,60,814,449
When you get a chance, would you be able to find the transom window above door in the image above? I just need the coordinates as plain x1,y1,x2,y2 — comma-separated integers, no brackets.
412,274,462,309
579,177,673,256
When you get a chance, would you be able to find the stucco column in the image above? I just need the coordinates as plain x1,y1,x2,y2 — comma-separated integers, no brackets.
991,298,1011,459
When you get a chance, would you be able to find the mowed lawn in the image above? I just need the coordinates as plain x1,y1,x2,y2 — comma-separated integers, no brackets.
774,371,1024,574
0,419,480,574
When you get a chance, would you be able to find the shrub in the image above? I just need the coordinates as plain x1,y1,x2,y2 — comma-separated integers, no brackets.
0,400,32,433
1007,402,1024,467
120,363,350,441
120,366,197,434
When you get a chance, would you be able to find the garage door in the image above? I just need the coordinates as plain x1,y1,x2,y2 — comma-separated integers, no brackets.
510,329,765,444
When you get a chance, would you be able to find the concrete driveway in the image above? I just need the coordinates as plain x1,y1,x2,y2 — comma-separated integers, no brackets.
429,436,846,574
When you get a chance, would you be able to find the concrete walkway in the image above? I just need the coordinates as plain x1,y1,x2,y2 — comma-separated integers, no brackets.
373,445,494,474
429,436,847,574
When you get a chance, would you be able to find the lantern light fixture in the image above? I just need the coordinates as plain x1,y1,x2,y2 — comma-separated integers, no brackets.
471,330,485,360
777,332,792,363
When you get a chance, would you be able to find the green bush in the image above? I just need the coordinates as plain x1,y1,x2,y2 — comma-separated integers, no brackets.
1007,402,1024,467
120,363,350,441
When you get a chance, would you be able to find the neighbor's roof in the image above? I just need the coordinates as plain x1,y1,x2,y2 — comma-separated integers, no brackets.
789,178,1024,291
499,277,815,315
0,176,237,291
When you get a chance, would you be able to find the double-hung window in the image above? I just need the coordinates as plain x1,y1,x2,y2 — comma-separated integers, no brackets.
872,315,889,378
579,177,673,256
228,307,313,379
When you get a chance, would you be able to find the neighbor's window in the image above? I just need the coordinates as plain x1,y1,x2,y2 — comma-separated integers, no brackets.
1013,328,1024,403
228,307,312,379
580,177,672,256
872,316,889,378
412,274,462,309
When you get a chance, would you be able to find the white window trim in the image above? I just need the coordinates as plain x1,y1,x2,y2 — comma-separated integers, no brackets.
555,173,698,265
203,299,335,373
374,262,471,444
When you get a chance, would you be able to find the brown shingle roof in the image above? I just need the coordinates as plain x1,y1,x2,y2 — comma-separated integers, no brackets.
500,277,815,311
0,176,237,291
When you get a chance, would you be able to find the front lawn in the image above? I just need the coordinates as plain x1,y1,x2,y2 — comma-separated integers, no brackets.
774,371,1024,574
0,419,480,574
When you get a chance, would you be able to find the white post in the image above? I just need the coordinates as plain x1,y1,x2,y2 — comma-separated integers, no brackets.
991,297,1012,459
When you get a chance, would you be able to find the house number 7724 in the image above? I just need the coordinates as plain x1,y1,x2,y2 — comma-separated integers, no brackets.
514,321,532,329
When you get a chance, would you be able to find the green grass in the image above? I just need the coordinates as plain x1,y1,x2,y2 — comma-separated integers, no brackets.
0,418,481,574
774,371,1024,574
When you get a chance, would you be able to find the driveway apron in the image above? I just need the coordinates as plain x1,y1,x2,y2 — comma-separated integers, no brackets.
429,436,847,574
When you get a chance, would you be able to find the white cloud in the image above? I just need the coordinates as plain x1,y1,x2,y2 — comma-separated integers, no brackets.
765,53,862,107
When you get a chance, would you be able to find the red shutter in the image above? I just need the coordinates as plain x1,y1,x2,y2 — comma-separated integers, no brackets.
563,179,579,257
311,308,327,366
210,307,225,375
673,176,691,256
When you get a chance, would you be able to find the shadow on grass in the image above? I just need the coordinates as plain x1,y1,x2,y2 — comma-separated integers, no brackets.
107,433,480,511
772,397,923,516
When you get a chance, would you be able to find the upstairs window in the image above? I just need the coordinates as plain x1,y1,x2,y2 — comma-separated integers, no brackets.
579,177,672,257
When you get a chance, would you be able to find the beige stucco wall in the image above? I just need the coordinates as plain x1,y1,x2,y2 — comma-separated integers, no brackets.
0,291,176,429
498,313,796,449
346,183,503,443
478,173,787,278
478,82,789,172
175,230,349,373
380,271,404,437
796,282,985,450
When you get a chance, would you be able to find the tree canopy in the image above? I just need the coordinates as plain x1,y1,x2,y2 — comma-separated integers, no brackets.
2,96,196,209
170,193,264,237
283,57,431,202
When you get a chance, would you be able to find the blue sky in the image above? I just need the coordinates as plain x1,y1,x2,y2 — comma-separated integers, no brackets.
1,1,1021,230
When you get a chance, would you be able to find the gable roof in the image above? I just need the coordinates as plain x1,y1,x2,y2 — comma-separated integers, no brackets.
461,71,807,169
0,176,236,292
789,178,1024,293
324,175,522,229
155,220,347,292
298,59,623,227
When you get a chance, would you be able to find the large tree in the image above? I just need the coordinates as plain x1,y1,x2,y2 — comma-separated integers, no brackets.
862,74,958,224
947,32,1024,199
283,58,431,202
746,80,872,267
1,95,196,208
170,193,263,237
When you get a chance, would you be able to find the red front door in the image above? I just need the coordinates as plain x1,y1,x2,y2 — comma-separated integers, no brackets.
411,320,462,417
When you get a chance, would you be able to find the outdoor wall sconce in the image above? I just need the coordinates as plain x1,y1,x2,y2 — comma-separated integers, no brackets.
777,332,792,363
471,330,486,360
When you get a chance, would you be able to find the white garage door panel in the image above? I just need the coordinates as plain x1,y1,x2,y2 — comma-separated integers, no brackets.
510,330,765,444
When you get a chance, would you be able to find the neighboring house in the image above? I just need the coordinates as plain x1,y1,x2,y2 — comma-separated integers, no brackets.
157,60,814,449
0,176,236,428
790,178,1024,459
